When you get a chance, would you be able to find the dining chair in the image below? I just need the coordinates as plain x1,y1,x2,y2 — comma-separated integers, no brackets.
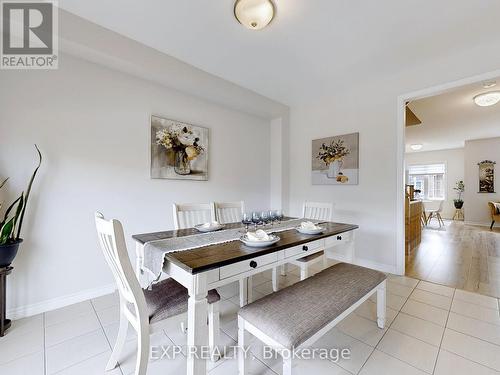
271,201,334,292
426,200,445,227
95,212,221,375
172,202,216,229
214,201,244,224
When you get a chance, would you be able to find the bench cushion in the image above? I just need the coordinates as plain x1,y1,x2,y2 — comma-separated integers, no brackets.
238,263,386,349
145,278,220,324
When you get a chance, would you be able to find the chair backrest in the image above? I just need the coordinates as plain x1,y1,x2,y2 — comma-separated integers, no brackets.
302,201,333,221
215,201,245,224
423,200,440,212
437,200,444,213
172,202,216,229
94,212,147,321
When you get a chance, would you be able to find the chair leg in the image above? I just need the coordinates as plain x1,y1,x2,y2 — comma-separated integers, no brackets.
437,213,444,227
272,267,279,292
491,221,495,230
283,355,292,375
239,278,247,307
106,302,128,370
208,302,220,362
299,264,308,281
135,320,150,375
238,317,246,375
376,281,386,329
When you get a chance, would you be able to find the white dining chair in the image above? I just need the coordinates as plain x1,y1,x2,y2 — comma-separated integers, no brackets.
214,201,244,224
172,202,216,229
95,212,221,375
426,200,445,227
272,201,334,291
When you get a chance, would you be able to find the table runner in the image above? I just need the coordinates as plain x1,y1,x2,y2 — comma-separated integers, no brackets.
143,218,316,279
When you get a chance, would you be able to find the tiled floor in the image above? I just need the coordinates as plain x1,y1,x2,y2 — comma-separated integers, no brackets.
2,264,500,374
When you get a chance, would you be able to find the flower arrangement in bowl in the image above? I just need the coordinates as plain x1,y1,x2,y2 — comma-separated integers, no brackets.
0,145,42,267
453,180,465,209
156,124,204,175
317,139,350,179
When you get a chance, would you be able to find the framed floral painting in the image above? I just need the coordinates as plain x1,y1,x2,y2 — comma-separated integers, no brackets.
151,115,209,181
312,132,359,185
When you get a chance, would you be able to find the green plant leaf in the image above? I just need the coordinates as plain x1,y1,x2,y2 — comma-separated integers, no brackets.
0,217,15,245
0,177,8,189
3,194,22,223
12,193,24,237
16,144,42,239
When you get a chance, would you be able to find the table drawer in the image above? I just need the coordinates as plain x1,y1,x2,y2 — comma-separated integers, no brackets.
285,239,324,258
325,231,353,247
220,253,278,279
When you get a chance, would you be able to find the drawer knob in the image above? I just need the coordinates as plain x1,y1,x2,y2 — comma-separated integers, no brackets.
249,261,257,268
302,245,309,251
337,235,342,240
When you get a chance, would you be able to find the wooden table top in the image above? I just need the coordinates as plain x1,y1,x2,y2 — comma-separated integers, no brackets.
133,220,358,274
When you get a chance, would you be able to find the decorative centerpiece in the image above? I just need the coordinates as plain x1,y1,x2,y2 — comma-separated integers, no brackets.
317,139,351,180
453,180,465,209
156,124,205,176
0,145,42,267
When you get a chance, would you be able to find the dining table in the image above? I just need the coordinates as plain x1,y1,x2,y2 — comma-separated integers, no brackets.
132,218,358,375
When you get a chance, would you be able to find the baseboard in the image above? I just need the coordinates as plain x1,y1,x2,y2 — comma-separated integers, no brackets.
7,283,116,319
464,221,493,227
354,257,397,275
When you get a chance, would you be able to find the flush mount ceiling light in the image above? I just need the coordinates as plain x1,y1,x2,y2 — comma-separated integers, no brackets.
473,91,500,107
410,144,423,151
234,0,275,30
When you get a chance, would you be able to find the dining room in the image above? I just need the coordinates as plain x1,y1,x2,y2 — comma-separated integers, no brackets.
2,2,500,375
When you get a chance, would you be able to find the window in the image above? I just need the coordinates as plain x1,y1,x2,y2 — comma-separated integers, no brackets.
407,163,446,200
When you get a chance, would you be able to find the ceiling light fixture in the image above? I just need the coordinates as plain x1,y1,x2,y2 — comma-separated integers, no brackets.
410,144,423,151
473,91,500,107
234,0,275,30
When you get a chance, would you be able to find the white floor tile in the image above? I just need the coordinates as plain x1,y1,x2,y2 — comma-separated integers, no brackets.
337,313,386,347
447,312,500,346
7,314,43,337
387,281,414,298
45,311,102,347
103,321,138,345
312,328,375,374
451,299,500,326
46,329,110,374
268,355,350,375
208,354,273,375
0,351,44,375
410,289,452,310
401,299,449,326
416,281,454,298
454,289,499,310
45,301,95,327
0,323,44,365
95,304,121,326
359,349,427,375
371,292,407,311
355,300,397,325
377,329,439,373
434,349,499,375
217,282,240,300
126,354,187,375
91,291,119,311
391,312,445,346
55,351,122,375
387,275,420,289
441,328,500,371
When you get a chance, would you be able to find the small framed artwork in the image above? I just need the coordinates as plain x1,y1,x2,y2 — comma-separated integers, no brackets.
312,132,359,185
150,115,209,181
478,160,495,193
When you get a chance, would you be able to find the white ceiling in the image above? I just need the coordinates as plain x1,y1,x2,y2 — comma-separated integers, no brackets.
406,78,500,153
58,0,500,106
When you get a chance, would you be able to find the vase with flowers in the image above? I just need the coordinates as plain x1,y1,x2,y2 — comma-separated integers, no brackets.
453,180,465,209
156,124,204,175
317,139,350,178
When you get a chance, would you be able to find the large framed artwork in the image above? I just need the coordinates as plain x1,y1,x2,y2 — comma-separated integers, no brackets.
478,160,495,193
151,115,209,181
312,132,359,185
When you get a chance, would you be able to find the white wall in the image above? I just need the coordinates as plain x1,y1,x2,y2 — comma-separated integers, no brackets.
464,137,500,225
405,148,464,219
0,53,274,316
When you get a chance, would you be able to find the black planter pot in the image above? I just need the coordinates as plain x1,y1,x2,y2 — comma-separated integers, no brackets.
0,239,23,268
454,201,464,209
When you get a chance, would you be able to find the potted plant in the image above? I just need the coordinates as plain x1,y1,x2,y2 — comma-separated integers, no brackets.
317,139,350,178
453,180,465,209
0,145,42,267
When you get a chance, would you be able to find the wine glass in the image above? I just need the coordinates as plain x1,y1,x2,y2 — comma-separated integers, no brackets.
269,210,277,225
261,211,269,225
242,212,252,232
252,212,261,229
276,209,283,223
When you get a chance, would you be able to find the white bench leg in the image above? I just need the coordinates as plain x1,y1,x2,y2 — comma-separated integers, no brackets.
239,278,247,307
247,276,254,304
299,264,308,281
238,317,246,375
272,267,279,292
322,253,328,269
283,355,292,375
377,280,386,329
208,302,220,362
281,263,288,276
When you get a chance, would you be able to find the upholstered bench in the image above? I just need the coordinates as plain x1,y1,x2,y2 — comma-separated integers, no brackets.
237,263,387,375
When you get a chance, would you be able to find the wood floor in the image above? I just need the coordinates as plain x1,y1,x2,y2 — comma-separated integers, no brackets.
406,220,500,298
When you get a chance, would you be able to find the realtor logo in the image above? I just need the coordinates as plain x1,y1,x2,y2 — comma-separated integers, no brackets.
1,0,58,69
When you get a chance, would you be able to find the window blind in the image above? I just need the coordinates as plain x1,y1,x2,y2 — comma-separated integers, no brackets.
408,163,445,175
